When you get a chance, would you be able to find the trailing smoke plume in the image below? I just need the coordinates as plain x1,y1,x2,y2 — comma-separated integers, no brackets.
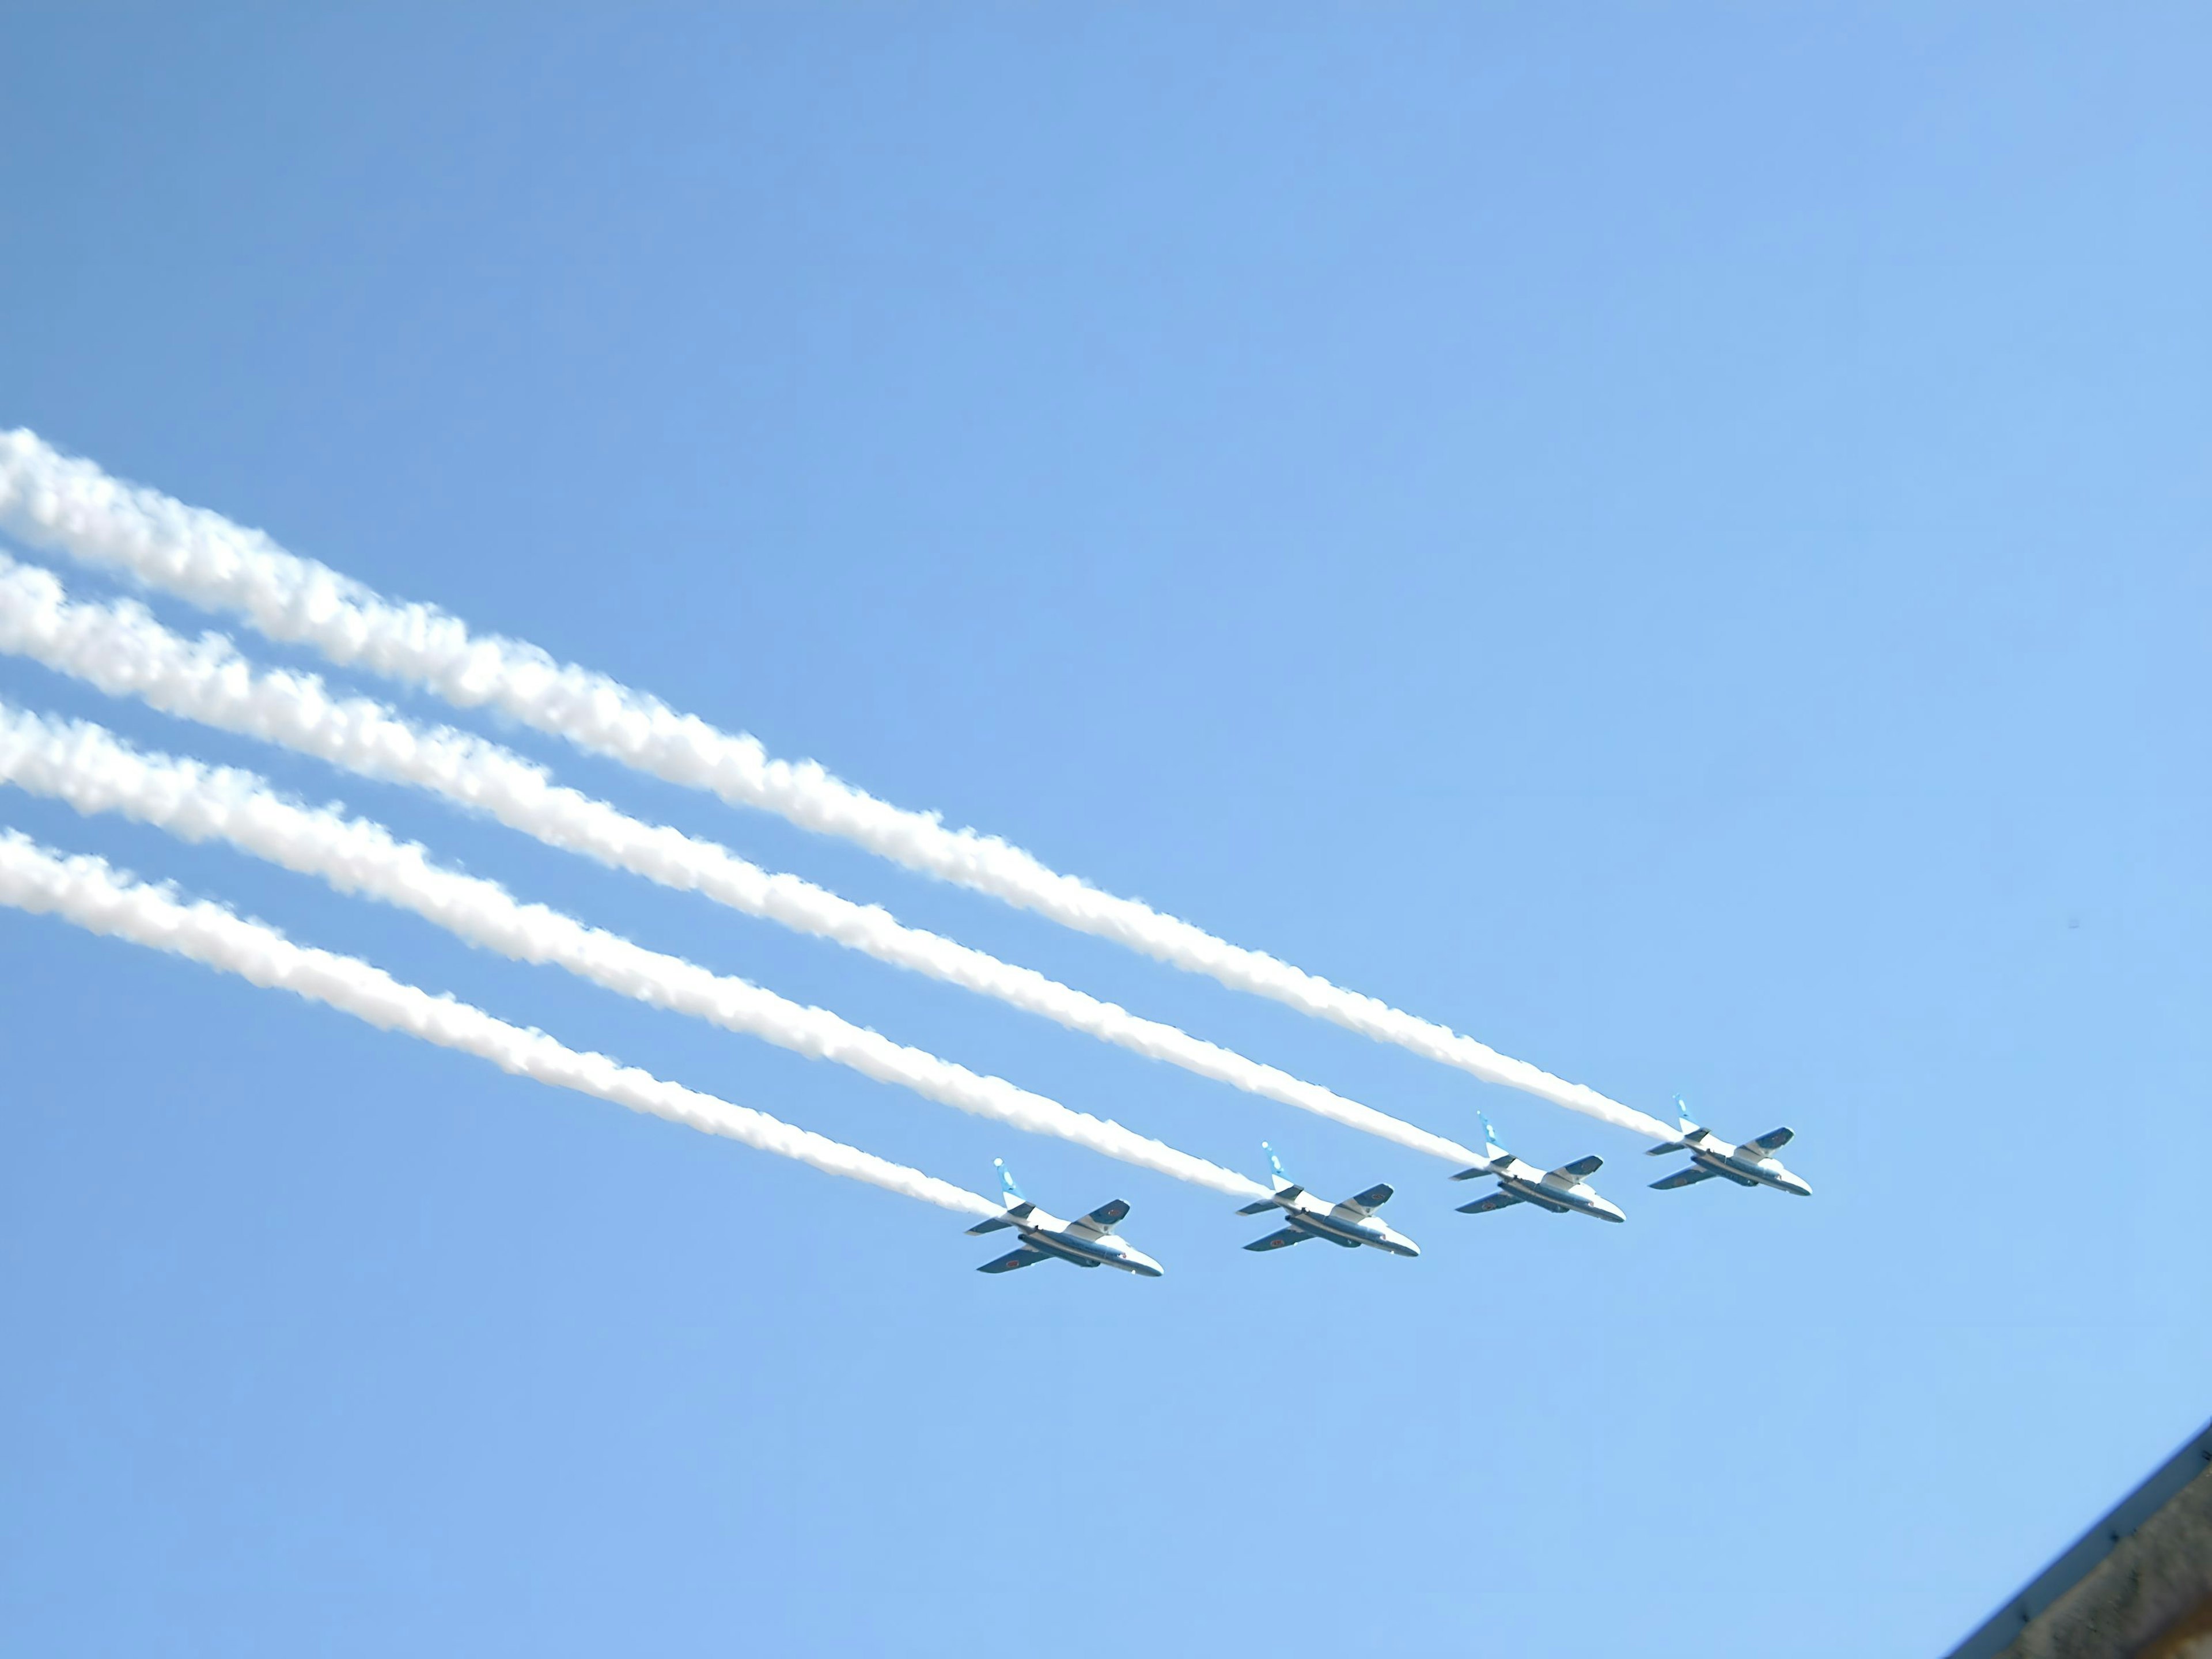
0,829,1000,1218
0,558,1488,1162
0,430,1670,1140
0,701,1264,1197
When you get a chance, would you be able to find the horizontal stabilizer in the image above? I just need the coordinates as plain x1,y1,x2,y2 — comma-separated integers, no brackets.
1650,1165,1719,1190
1744,1127,1795,1154
1236,1199,1280,1216
1449,1164,1491,1182
966,1215,1014,1235
1645,1140,1689,1156
1552,1154,1604,1180
978,1246,1051,1272
1244,1227,1310,1252
1457,1191,1524,1215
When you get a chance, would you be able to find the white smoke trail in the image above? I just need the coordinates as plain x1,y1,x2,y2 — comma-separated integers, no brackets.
0,429,1671,1140
0,829,1001,1218
0,701,1266,1198
0,557,1487,1165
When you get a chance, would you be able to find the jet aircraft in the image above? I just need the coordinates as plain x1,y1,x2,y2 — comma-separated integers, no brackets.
1235,1144,1420,1257
1450,1113,1626,1223
1645,1099,1812,1196
966,1161,1165,1277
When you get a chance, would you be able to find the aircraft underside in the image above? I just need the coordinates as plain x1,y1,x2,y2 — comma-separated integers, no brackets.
1291,1217,1369,1247
979,1236,1107,1272
1498,1184,1575,1213
1249,1225,1348,1250
1694,1157,1767,1186
1034,1236,1108,1265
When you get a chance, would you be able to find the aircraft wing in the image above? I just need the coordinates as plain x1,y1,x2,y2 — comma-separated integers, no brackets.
1548,1154,1604,1182
978,1247,1053,1273
1334,1183,1394,1217
1243,1227,1312,1252
1743,1127,1795,1154
1456,1191,1525,1214
1066,1199,1131,1237
1650,1166,1719,1190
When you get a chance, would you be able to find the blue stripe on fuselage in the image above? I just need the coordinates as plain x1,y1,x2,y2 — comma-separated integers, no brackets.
1499,1180,1577,1213
1024,1229,1117,1267
1691,1150,1782,1188
1287,1211,1420,1253
1286,1212,1382,1248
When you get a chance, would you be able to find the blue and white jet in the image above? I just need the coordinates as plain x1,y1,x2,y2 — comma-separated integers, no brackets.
1450,1113,1626,1223
1235,1144,1421,1257
1645,1099,1812,1196
965,1161,1165,1277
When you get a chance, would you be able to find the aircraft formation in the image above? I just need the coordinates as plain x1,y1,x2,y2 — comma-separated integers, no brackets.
970,1100,1812,1277
0,433,1822,1298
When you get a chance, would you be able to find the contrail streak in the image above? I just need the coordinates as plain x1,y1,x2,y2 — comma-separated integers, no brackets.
0,429,1669,1139
0,700,1266,1198
0,829,1000,1219
0,556,1487,1165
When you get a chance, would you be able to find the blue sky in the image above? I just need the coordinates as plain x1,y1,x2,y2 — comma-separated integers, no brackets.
2,6,2207,1653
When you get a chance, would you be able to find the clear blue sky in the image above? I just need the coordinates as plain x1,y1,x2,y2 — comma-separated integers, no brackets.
2,7,2206,1653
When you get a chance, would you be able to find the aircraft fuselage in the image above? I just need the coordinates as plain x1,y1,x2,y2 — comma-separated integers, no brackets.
1279,1206,1419,1256
1687,1143,1812,1196
1495,1168,1626,1222
1019,1222,1164,1275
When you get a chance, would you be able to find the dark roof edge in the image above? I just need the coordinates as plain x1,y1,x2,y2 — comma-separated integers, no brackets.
1941,1415,2212,1659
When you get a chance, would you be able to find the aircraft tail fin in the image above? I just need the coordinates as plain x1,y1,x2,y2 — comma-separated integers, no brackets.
1477,1111,1508,1162
969,1160,1035,1230
1650,1096,1703,1153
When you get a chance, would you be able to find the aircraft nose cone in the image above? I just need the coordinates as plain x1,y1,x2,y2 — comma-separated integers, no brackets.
1396,1237,1421,1257
1596,1202,1627,1223
1129,1253,1165,1278
1785,1175,1814,1197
